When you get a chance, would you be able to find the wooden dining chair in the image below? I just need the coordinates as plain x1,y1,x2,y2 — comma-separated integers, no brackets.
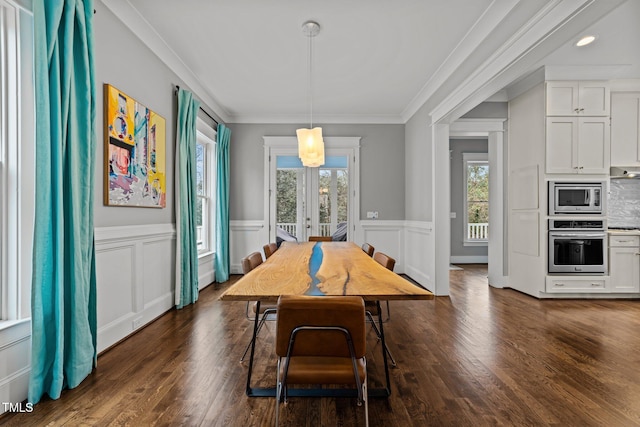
275,295,368,426
263,242,278,259
240,251,277,362
361,242,375,257
366,251,396,366
308,236,332,242
373,252,396,271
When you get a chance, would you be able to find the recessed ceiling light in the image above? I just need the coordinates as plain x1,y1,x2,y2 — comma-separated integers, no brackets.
576,35,596,47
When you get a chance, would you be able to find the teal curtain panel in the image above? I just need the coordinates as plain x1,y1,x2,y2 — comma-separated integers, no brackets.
175,88,200,308
29,0,98,404
214,124,231,282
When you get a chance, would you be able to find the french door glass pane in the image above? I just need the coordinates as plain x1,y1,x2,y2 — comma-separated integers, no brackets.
319,156,348,237
273,154,349,242
276,156,304,240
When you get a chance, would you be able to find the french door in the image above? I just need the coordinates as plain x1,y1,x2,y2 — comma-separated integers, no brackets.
265,138,360,244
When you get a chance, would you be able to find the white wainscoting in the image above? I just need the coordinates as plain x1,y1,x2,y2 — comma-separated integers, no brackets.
360,220,405,271
0,319,31,412
198,252,215,289
95,224,175,353
230,221,267,274
358,220,436,293
404,221,435,293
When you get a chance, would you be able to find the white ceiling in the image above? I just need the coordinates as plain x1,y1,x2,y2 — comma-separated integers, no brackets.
103,0,638,124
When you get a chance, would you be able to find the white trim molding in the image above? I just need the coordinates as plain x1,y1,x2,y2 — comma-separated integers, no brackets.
94,223,176,353
100,0,229,122
403,221,435,294
0,318,30,413
450,256,489,264
430,0,626,124
263,136,361,245
361,220,405,272
230,220,266,274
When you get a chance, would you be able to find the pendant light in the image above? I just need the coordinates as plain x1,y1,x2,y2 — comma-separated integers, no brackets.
297,20,325,167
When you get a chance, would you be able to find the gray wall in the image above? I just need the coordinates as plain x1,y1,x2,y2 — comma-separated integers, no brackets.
93,2,176,227
92,2,221,227
449,139,489,258
93,4,405,228
462,102,508,119
227,123,405,221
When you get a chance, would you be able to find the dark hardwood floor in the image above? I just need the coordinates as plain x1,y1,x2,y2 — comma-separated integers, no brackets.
3,265,640,426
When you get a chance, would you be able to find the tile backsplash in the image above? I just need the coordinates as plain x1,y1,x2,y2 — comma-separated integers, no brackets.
608,179,640,228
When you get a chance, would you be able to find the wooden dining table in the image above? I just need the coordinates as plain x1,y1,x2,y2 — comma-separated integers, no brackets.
220,241,434,398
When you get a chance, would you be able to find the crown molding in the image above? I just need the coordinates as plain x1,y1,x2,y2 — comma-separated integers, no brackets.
99,0,231,123
544,64,634,80
429,0,627,125
401,0,520,123
228,113,405,125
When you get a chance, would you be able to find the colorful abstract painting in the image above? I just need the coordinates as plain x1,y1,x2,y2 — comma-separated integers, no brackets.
104,84,166,208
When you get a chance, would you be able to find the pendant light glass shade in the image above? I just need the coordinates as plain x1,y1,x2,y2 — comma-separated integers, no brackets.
297,127,325,167
297,21,324,167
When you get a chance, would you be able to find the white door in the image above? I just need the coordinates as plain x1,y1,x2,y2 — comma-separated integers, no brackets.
269,150,351,242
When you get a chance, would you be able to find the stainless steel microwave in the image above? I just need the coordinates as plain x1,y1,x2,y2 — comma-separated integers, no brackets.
549,181,605,215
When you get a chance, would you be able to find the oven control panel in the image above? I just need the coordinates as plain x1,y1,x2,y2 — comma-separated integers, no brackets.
549,219,605,231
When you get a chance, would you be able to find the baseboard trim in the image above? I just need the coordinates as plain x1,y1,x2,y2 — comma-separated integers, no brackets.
450,256,488,264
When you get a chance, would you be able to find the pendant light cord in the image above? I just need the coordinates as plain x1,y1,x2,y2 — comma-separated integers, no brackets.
308,30,313,129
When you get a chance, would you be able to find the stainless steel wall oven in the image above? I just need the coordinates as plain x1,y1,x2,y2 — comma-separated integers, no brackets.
548,219,607,274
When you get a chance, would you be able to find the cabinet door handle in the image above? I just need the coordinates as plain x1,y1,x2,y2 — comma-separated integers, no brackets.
555,283,565,287
579,108,584,112
591,283,600,287
574,108,580,113
579,166,584,170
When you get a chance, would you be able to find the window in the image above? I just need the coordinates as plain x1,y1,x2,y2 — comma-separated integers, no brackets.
195,118,216,255
1,0,34,320
463,153,489,245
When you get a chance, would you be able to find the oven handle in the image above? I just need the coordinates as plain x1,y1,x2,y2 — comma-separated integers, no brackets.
549,232,606,238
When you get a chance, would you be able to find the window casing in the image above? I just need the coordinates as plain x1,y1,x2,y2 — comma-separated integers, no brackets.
195,118,216,255
1,0,34,321
463,152,489,246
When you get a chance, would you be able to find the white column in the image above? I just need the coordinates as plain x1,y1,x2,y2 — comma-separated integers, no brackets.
433,123,451,296
488,130,506,287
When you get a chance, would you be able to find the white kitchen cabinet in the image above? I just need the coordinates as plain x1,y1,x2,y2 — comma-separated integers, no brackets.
545,276,609,293
546,81,610,116
546,117,610,174
610,92,640,166
609,234,640,293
